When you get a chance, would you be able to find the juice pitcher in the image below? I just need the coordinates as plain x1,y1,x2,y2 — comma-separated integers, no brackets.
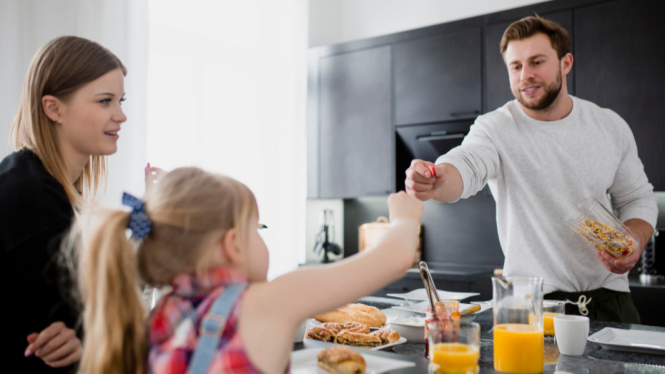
492,276,544,374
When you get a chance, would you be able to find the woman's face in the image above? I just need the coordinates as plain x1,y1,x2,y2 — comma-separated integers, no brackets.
54,68,127,159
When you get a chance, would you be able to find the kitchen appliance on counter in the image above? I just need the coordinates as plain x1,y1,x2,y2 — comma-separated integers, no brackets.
640,192,665,284
313,209,341,263
640,231,664,284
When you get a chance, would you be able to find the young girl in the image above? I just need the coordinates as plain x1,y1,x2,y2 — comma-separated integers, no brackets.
79,167,422,374
0,36,127,372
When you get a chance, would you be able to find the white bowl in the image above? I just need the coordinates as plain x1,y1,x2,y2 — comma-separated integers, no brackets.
386,320,425,342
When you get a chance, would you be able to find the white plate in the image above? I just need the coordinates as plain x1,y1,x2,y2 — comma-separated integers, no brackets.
291,348,416,374
302,336,407,351
392,301,492,316
387,288,479,301
588,328,665,355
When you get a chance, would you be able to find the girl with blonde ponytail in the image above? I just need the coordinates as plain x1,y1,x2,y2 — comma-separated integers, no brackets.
79,167,424,374
0,36,126,372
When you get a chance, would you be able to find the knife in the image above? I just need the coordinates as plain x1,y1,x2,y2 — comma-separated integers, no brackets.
460,304,481,316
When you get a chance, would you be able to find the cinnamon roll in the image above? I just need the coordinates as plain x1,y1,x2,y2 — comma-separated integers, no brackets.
305,326,336,342
370,329,400,344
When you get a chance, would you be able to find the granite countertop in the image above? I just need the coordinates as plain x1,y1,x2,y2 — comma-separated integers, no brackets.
295,297,665,374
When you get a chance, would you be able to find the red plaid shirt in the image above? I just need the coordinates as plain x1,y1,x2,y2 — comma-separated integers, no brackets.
148,267,265,373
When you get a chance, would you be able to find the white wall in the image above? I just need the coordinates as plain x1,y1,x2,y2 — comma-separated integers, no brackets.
309,0,551,47
0,0,148,206
147,0,309,279
308,0,343,49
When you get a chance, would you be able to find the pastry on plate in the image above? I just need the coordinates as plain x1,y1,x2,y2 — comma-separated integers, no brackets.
317,346,366,374
370,329,401,344
305,326,336,342
320,322,370,334
335,330,382,348
313,303,387,328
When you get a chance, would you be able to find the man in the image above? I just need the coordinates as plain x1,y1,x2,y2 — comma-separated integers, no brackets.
405,16,657,323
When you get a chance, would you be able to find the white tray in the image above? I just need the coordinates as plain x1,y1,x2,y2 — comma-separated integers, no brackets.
387,288,479,301
291,348,415,373
588,328,665,355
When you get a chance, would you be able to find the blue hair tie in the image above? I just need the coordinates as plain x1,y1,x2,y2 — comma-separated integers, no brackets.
122,192,152,240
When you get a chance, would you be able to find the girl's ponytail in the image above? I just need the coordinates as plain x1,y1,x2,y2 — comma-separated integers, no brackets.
79,210,146,374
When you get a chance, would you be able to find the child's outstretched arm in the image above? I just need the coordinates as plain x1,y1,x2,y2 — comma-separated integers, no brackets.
240,192,422,373
244,191,422,325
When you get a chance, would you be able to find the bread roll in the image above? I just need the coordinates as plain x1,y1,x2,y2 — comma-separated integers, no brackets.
313,303,386,327
317,346,366,374
346,304,387,326
313,309,356,325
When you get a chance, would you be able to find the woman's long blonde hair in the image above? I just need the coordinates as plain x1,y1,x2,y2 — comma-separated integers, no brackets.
78,167,258,374
10,36,126,206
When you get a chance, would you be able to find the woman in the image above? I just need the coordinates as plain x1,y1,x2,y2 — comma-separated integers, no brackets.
0,36,127,373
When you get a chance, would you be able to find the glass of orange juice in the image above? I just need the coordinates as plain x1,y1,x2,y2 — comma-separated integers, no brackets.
427,321,480,374
543,300,565,336
492,276,544,374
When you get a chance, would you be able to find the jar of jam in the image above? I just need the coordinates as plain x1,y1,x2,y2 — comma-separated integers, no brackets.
424,300,460,358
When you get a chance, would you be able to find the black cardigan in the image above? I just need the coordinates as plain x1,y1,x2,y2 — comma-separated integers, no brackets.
0,149,79,373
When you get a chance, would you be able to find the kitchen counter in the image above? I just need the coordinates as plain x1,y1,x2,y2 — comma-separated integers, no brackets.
295,297,665,373
371,268,665,327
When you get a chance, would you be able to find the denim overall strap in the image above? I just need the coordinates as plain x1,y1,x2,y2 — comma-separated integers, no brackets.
185,283,247,374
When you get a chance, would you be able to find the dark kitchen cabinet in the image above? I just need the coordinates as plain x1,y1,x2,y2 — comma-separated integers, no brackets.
318,46,393,198
484,10,574,113
574,0,665,191
394,28,482,125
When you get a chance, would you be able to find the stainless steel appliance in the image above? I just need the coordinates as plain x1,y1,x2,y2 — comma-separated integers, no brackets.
640,192,665,284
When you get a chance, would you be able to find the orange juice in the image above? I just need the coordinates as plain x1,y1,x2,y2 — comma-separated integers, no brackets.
493,324,543,373
543,312,561,335
431,343,479,374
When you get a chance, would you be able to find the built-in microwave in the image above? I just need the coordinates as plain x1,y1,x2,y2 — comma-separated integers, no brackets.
395,119,474,191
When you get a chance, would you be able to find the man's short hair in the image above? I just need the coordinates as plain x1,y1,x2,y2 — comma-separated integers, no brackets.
500,15,571,60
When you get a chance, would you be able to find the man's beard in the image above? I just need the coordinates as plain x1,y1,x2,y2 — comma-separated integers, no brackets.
514,68,563,111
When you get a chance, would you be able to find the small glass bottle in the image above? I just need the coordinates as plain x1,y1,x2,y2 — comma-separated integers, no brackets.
424,300,460,358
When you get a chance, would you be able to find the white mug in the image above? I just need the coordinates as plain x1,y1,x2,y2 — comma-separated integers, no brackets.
554,315,589,356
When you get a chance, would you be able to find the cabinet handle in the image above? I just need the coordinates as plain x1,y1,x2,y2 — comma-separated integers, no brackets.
417,133,465,141
450,110,480,118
